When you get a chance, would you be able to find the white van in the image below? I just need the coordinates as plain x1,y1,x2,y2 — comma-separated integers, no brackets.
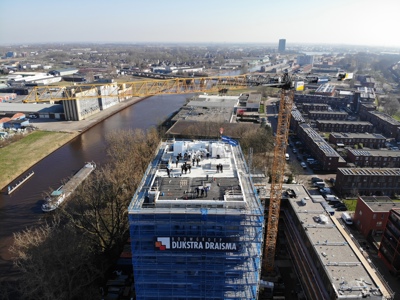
341,212,353,225
285,153,289,161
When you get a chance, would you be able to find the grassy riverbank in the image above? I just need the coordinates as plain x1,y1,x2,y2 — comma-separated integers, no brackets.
0,131,78,190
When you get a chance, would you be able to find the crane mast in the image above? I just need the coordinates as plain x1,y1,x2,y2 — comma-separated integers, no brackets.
263,82,293,273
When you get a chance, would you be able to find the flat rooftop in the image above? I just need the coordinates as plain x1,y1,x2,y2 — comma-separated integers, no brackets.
338,168,400,176
128,139,262,215
348,149,400,157
330,132,386,139
271,184,385,299
359,196,400,212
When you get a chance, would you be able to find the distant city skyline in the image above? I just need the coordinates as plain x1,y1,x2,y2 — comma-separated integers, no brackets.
0,0,399,48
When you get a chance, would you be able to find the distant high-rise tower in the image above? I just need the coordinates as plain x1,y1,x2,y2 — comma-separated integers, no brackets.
278,39,286,52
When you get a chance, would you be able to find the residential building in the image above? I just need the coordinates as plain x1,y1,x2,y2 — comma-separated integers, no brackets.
353,196,397,238
335,168,400,197
329,132,386,149
347,149,400,168
316,120,373,133
297,124,346,171
379,208,400,276
128,139,264,299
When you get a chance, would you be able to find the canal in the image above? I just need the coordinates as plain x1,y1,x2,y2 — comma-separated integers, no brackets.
0,94,189,278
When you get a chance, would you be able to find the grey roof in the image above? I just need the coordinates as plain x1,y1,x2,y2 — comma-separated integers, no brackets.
330,132,385,139
268,184,385,299
0,102,64,113
348,149,400,157
359,196,400,212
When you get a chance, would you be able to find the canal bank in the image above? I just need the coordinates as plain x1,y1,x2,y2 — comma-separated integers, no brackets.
0,94,188,281
1,96,148,191
30,96,149,133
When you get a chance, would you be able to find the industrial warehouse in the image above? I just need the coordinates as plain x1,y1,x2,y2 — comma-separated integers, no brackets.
128,139,390,300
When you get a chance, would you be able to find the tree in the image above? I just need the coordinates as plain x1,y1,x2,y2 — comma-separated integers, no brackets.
10,220,101,300
64,129,160,255
383,97,400,116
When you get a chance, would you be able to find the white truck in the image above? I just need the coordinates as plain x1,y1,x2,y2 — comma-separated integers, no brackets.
341,212,353,225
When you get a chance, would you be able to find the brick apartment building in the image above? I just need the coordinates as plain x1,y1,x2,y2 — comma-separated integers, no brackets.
360,108,400,140
379,208,400,276
335,168,400,197
347,149,400,168
316,120,373,133
308,111,348,121
301,103,329,113
329,132,386,149
297,124,346,171
294,93,352,109
353,196,396,238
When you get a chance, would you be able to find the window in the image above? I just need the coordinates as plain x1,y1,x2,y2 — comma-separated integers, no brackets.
373,214,376,219
376,221,383,227
359,210,363,216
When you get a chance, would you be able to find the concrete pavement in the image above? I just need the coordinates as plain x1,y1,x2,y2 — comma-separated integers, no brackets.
28,96,146,133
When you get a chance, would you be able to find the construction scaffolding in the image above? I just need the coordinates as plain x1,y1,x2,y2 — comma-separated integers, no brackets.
128,140,264,299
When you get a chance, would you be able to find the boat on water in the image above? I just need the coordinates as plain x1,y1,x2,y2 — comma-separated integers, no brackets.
41,185,65,212
41,162,96,212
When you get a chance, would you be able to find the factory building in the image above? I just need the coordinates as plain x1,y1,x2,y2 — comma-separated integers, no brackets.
128,139,264,299
62,83,120,121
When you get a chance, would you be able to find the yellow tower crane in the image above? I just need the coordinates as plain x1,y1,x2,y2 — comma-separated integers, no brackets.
22,72,294,273
263,72,294,273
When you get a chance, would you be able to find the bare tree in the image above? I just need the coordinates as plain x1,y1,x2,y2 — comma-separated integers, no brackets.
383,96,400,116
64,128,160,254
10,220,101,300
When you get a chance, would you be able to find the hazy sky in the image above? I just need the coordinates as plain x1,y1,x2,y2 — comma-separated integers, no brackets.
1,0,399,47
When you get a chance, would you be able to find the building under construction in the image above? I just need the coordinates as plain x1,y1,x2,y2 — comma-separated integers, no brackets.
128,139,264,299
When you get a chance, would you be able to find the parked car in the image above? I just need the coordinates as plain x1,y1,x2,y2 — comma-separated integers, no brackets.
319,187,332,195
336,206,347,211
292,148,297,154
311,177,322,183
300,162,307,169
333,202,346,208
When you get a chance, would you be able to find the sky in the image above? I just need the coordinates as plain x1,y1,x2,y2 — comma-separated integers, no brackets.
1,0,399,47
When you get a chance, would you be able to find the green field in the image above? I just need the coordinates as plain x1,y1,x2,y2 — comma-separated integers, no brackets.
0,131,77,190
